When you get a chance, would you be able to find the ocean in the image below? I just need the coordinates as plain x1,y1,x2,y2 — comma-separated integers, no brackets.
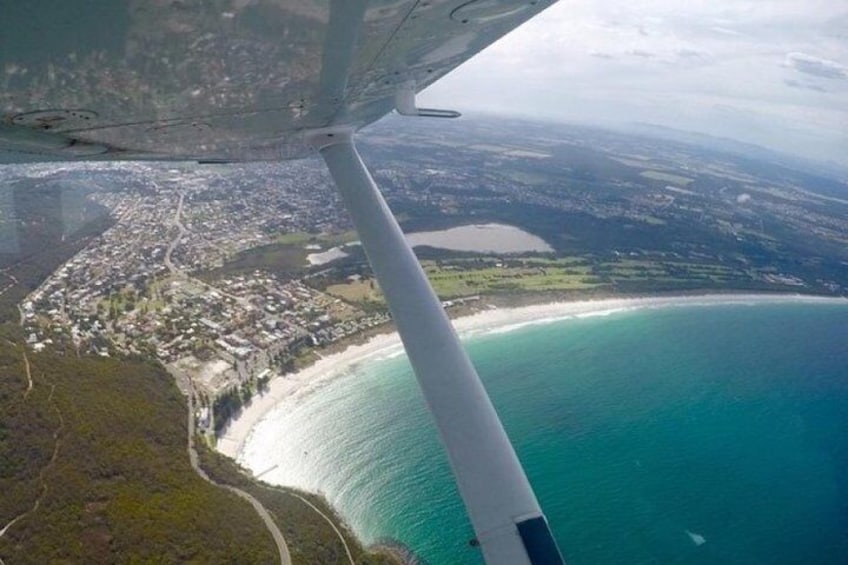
238,300,848,564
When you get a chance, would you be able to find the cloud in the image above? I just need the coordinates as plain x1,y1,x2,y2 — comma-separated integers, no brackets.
629,49,655,58
785,52,848,80
736,193,752,204
822,13,848,41
589,51,615,60
419,0,848,166
710,26,744,37
677,48,703,59
784,79,828,93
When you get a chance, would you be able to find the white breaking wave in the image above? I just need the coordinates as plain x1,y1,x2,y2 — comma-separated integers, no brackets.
220,293,848,463
686,529,707,546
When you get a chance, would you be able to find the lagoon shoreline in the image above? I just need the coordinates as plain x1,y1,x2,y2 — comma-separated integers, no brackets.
216,291,844,461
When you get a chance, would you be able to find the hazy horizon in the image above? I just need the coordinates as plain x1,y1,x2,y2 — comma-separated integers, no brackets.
420,0,848,168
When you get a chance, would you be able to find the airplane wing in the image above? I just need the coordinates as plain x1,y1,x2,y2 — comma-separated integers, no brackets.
1,0,557,163
2,3,566,564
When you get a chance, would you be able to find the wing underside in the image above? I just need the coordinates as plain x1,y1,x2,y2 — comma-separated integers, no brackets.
1,0,555,163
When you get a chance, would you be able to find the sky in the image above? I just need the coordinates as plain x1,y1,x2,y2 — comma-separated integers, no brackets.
420,0,848,166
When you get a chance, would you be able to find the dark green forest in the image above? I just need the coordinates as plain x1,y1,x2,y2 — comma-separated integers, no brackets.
0,338,277,563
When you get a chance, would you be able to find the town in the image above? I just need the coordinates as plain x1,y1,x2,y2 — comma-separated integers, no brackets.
7,117,848,437
13,159,396,435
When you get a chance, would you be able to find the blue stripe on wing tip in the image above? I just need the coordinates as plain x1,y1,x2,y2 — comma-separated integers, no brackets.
516,516,565,565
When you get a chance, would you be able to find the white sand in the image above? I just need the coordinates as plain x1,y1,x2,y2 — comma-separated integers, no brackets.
216,331,406,458
216,293,845,459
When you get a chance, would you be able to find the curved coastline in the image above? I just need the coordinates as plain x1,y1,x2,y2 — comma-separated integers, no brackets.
216,292,845,461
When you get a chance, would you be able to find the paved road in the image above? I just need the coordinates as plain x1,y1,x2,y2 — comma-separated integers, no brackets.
184,384,292,565
161,192,343,563
163,193,289,561
164,192,187,275
289,492,355,565
20,347,32,398
160,193,250,307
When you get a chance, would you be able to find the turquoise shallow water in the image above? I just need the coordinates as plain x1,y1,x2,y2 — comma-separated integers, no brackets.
240,302,848,564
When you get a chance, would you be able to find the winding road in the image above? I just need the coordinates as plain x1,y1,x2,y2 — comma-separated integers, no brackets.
164,192,188,275
289,492,355,565
162,191,290,561
21,348,32,399
154,192,349,563
185,384,292,565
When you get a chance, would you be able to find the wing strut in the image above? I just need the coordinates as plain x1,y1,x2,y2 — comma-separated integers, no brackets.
308,127,565,565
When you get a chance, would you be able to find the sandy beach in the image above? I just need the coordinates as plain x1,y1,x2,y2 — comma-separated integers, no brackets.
216,292,844,459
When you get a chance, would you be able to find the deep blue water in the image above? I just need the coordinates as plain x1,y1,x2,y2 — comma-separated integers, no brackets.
240,301,848,564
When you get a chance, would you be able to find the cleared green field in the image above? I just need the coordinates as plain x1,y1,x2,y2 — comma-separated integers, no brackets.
612,156,656,168
597,259,744,286
322,253,753,305
327,258,600,303
326,279,382,302
274,230,358,246
639,170,694,186
318,230,358,246
424,264,599,297
272,232,313,245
